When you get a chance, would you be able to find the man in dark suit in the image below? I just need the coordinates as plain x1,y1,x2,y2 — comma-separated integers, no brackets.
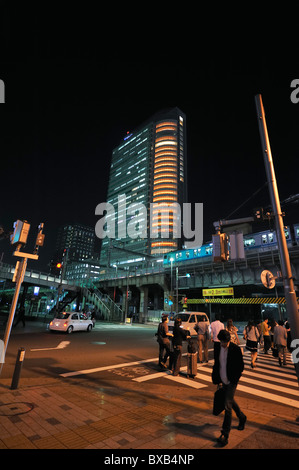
212,329,247,446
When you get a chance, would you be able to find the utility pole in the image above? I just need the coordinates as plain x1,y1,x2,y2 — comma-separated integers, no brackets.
55,248,68,312
176,267,179,314
255,94,299,383
0,221,45,375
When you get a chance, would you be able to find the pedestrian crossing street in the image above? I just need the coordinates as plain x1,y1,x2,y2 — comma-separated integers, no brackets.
134,350,299,409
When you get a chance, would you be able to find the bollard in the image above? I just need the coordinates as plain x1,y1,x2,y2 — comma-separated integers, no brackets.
11,347,25,390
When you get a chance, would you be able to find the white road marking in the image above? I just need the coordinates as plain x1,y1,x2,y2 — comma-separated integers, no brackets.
165,374,207,389
236,384,299,409
133,369,207,389
240,375,298,396
241,368,298,387
60,356,157,377
134,371,167,382
188,370,299,406
60,348,299,406
31,341,70,352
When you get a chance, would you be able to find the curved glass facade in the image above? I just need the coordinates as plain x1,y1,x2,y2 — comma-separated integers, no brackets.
99,108,187,267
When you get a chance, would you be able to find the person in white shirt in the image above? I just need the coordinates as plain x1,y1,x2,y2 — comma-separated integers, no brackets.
210,314,224,357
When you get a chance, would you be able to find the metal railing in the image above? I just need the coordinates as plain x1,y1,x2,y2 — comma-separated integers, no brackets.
82,287,123,322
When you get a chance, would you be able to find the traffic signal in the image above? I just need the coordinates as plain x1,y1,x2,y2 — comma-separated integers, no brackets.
56,262,62,269
35,224,45,247
184,297,188,304
10,220,30,246
254,207,264,220
36,232,45,246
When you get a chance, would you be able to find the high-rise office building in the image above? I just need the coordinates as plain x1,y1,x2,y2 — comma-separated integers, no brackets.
53,223,98,282
99,107,187,268
56,223,96,262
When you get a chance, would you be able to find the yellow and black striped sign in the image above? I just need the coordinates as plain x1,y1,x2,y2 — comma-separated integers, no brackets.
183,297,297,305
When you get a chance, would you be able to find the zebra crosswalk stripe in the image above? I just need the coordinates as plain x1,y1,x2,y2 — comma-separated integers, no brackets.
193,353,299,408
236,384,299,409
241,368,297,387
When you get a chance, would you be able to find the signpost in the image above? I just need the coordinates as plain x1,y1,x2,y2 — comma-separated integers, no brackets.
261,270,276,289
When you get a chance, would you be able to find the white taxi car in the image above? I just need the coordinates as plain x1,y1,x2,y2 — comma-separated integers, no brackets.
168,311,210,336
49,312,93,334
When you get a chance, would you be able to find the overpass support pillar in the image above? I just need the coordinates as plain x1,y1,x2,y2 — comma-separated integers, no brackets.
121,287,127,320
138,286,148,323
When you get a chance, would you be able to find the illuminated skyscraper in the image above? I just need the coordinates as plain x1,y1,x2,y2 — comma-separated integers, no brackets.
56,223,95,262
99,107,187,268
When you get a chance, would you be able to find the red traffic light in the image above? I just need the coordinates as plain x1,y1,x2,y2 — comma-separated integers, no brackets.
184,297,188,303
56,262,62,269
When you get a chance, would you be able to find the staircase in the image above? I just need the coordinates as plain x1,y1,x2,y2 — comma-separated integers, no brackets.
48,289,80,316
82,287,123,322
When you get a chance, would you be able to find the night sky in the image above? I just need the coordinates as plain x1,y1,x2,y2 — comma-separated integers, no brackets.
0,5,298,271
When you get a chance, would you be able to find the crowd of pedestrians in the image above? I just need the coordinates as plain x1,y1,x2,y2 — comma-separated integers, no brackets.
157,313,292,372
156,312,293,447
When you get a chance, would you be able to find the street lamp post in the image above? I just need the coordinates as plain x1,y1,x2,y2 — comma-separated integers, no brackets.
170,257,174,313
112,263,118,301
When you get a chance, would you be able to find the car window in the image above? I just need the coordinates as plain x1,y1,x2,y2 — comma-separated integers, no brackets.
174,313,189,322
189,315,196,322
56,312,70,319
72,314,79,320
79,314,86,320
197,314,207,322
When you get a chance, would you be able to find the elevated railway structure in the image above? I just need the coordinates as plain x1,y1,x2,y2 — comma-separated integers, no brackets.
98,245,299,321
1,245,299,323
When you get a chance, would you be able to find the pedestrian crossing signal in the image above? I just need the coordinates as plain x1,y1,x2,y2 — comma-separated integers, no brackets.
10,220,30,246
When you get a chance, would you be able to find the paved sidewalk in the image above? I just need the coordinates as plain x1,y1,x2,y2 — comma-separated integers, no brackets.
0,371,299,451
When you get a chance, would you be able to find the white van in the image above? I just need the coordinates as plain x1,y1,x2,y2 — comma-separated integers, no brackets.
168,311,210,336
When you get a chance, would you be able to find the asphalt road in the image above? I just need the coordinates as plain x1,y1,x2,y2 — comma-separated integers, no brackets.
1,321,298,417
0,321,162,380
